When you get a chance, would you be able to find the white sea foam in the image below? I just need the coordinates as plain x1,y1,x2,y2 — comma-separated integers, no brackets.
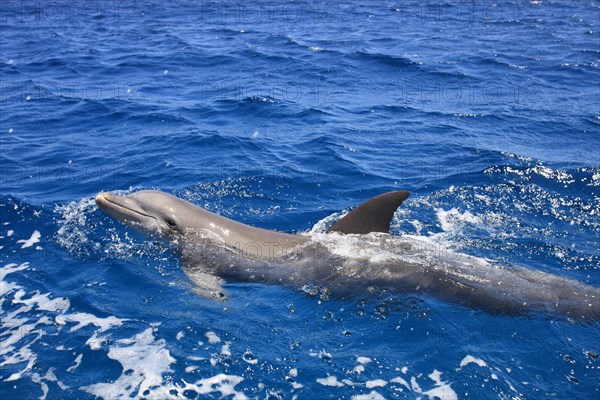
55,312,126,332
180,373,247,400
1,263,53,387
422,369,458,400
319,349,333,361
459,355,487,368
410,376,422,392
342,378,357,386
17,230,41,248
185,365,198,373
0,263,29,295
13,290,70,312
1,260,137,396
390,376,410,389
317,375,345,387
86,330,108,350
287,368,302,389
357,356,372,364
221,342,232,357
31,372,49,398
351,391,386,400
365,379,387,388
436,208,481,233
82,328,177,399
383,369,459,400
1,263,82,394
205,331,221,344
67,354,82,373
44,367,68,390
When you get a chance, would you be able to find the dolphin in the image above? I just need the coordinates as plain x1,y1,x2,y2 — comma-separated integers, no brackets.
94,190,409,297
95,190,600,320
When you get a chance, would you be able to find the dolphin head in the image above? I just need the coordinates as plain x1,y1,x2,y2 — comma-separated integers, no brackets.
95,190,193,240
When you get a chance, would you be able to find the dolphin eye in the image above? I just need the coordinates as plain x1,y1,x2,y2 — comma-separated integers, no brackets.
165,218,177,229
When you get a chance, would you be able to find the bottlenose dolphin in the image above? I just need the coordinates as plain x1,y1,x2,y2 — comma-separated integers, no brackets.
95,190,599,320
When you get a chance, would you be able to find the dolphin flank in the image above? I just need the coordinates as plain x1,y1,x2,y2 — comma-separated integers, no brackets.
96,190,599,320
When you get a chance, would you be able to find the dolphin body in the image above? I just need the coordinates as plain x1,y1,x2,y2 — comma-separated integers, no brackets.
96,190,599,320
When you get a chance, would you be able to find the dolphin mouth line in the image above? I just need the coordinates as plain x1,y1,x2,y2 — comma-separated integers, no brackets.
102,196,158,221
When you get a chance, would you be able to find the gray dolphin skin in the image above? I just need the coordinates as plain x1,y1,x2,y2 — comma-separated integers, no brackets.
95,190,599,320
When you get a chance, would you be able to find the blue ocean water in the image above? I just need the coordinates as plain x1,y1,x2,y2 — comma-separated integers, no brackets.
1,0,599,398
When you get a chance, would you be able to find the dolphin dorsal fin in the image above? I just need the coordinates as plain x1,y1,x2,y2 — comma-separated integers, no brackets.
327,190,410,235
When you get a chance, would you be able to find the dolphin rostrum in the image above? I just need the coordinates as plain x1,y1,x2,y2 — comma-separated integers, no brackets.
95,190,599,320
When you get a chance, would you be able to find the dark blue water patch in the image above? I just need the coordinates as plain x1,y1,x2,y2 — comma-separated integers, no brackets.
350,50,419,68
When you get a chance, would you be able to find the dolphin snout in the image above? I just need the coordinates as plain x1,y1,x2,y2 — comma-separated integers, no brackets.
96,192,108,202
96,192,127,213
95,192,155,222
95,192,115,207
96,192,116,215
